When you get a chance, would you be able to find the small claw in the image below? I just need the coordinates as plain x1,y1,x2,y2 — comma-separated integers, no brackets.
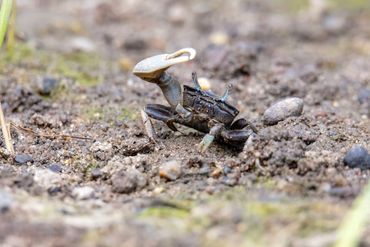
198,134,215,153
220,84,232,102
192,72,201,91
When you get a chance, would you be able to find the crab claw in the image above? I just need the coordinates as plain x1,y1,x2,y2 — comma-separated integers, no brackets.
220,129,254,148
133,48,197,109
133,48,196,81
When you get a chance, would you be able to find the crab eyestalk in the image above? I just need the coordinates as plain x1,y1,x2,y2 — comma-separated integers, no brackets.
133,48,196,109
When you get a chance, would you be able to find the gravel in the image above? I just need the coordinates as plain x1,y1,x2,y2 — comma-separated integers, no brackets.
263,97,304,125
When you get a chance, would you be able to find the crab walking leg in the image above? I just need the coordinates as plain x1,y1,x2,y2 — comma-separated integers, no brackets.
141,109,157,142
198,123,224,153
220,84,232,102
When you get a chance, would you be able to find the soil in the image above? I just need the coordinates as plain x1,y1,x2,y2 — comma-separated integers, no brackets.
0,0,370,246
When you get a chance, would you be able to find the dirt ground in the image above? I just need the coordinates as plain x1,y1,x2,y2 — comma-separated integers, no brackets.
0,0,370,246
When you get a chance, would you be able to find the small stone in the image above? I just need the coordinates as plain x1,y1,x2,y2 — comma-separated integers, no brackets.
14,154,33,165
263,97,304,125
323,15,347,34
209,31,230,45
72,186,95,200
344,146,370,169
33,169,62,188
90,141,113,152
69,37,96,52
198,77,211,91
159,160,182,181
168,4,186,25
48,163,62,173
211,167,222,178
38,77,59,96
358,88,370,104
111,168,147,193
0,190,12,213
118,57,134,71
90,168,103,180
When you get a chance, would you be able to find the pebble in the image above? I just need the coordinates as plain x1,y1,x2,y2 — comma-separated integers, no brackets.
209,31,230,45
343,145,370,169
159,160,182,181
0,190,12,213
198,77,211,91
14,154,33,165
48,163,62,173
90,168,103,180
72,186,95,200
33,169,62,188
111,168,147,193
263,97,304,125
90,141,113,152
38,77,59,96
168,4,186,25
358,88,370,104
69,37,96,52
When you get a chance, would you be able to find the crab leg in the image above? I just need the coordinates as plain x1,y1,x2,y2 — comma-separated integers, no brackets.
220,84,232,102
198,123,224,153
141,109,156,143
191,72,201,90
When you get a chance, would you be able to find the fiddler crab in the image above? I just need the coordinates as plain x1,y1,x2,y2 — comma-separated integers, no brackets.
133,48,257,153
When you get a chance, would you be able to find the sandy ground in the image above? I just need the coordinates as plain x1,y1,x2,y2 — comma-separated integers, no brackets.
0,0,370,246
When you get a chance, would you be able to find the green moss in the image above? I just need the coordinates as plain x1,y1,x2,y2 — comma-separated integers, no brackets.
83,105,105,121
139,206,190,219
0,42,103,86
82,105,139,122
329,0,370,10
53,51,102,86
117,108,139,121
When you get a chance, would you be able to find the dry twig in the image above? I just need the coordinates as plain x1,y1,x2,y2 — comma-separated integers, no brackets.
0,102,14,155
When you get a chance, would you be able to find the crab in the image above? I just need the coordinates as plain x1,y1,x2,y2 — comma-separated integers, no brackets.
133,48,257,152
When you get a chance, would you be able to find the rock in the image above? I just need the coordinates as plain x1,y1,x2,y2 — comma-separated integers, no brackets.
33,169,62,188
14,154,33,165
72,186,95,200
323,15,347,35
90,168,103,180
69,37,96,52
0,190,12,213
90,141,113,161
111,168,147,193
122,38,147,51
209,31,230,45
358,88,370,104
37,77,59,96
263,97,304,125
159,160,182,181
48,163,62,173
90,141,113,152
168,4,186,25
343,146,370,169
